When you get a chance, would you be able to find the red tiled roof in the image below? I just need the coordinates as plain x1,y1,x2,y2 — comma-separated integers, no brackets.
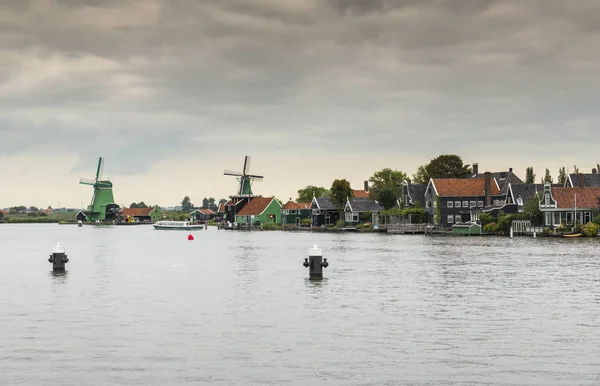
120,207,152,217
237,197,277,216
197,208,214,215
432,178,500,197
218,203,226,213
353,189,369,198
282,201,311,210
551,187,600,209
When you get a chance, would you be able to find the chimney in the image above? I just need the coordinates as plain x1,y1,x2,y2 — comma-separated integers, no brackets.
472,163,479,175
364,180,369,192
484,171,492,207
593,168,598,174
509,167,513,173
579,173,584,188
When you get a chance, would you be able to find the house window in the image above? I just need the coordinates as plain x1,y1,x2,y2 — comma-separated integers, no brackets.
345,212,359,222
477,201,483,208
517,197,523,206
290,210,297,214
447,201,454,208
493,200,500,206
455,201,461,208
553,212,560,225
462,201,468,208
433,201,437,208
312,209,321,215
455,215,461,223
544,194,550,207
545,213,551,226
566,212,572,225
447,215,454,224
427,201,431,208
585,212,591,224
353,213,358,222
470,201,476,208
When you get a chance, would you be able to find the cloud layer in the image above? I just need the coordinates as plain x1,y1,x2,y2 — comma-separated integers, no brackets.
1,0,600,205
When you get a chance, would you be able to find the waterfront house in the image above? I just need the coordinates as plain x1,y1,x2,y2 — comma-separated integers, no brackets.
217,203,226,221
224,197,250,224
506,183,561,213
281,200,312,226
234,197,282,225
425,173,503,227
397,180,427,208
565,170,600,187
471,163,523,203
190,208,215,222
343,197,383,225
539,183,600,227
119,205,164,223
310,197,340,226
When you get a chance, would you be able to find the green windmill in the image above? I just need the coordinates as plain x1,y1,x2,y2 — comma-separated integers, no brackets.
79,157,119,222
224,155,264,197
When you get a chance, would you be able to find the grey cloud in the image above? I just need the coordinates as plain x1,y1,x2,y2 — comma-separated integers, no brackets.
1,0,600,174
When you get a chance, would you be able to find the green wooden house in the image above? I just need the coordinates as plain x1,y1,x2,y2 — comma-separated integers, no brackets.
451,221,482,235
235,197,282,225
281,200,312,226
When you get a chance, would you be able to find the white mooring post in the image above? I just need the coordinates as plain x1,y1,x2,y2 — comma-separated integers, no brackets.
510,226,513,239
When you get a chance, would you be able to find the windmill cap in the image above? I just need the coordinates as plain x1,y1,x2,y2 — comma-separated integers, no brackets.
309,244,322,256
52,243,65,254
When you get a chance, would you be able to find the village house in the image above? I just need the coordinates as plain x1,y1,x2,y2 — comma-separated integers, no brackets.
425,173,503,227
471,163,524,203
539,183,600,227
224,197,250,224
189,208,215,222
281,200,311,226
119,205,165,223
234,197,282,225
397,180,427,208
565,169,600,187
343,197,383,225
310,197,340,226
506,183,561,213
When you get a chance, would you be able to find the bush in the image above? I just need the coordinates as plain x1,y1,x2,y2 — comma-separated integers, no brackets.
483,222,499,234
556,222,566,233
479,212,493,226
300,218,311,226
261,222,281,231
574,221,582,234
594,214,600,225
582,222,599,237
333,219,345,229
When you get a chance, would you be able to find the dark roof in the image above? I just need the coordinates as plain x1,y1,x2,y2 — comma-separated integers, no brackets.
473,171,523,195
408,183,426,206
311,197,337,210
568,173,600,187
347,199,383,212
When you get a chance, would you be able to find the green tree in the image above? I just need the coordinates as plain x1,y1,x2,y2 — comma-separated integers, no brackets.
201,198,209,209
368,168,407,198
330,179,353,211
523,194,543,226
208,198,218,212
412,165,430,184
130,202,148,209
425,155,471,179
296,185,329,202
29,206,39,212
0,211,4,220
376,188,397,210
181,196,194,211
543,168,553,183
525,166,536,184
557,166,567,185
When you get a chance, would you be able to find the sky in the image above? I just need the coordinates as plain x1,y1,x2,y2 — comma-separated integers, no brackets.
2,0,600,208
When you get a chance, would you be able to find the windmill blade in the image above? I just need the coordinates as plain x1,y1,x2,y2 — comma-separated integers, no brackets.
224,169,243,176
79,178,96,185
243,156,251,175
96,157,104,181
251,177,263,182
247,174,263,179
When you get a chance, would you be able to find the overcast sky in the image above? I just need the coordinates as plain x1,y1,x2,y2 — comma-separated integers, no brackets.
2,0,600,208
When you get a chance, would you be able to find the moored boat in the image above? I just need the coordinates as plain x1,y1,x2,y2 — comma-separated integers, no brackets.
562,233,582,238
153,220,204,230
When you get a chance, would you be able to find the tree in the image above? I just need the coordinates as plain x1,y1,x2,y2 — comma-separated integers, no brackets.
557,167,567,185
425,155,471,179
573,165,579,174
523,195,543,226
0,211,3,220
330,179,353,211
130,202,148,209
543,168,553,183
181,196,194,211
202,198,209,209
207,198,218,212
525,167,536,184
376,188,397,210
412,165,429,184
368,168,407,198
297,185,329,202
29,206,39,212
219,198,227,204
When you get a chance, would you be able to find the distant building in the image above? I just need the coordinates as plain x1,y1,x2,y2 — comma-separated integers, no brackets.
281,201,311,226
119,205,164,223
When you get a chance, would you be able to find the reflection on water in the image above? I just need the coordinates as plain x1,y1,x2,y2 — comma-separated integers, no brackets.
1,225,600,385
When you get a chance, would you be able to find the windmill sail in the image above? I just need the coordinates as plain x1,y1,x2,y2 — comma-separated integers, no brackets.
96,157,104,181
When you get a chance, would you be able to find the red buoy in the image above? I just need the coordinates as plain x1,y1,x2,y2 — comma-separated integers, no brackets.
188,234,194,241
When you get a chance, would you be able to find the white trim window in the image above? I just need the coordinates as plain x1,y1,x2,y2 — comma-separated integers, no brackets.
455,201,461,208
455,215,461,223
477,201,484,208
290,210,297,214
345,212,359,222
447,201,454,208
462,201,468,208
544,193,550,207
517,197,523,206
447,215,454,223
433,201,437,208
470,201,476,208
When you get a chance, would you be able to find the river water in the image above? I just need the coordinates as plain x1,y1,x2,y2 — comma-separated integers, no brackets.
0,224,599,385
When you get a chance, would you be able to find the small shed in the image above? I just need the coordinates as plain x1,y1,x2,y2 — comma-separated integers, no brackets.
451,221,482,235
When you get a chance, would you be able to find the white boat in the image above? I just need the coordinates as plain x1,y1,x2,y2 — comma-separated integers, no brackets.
153,220,204,230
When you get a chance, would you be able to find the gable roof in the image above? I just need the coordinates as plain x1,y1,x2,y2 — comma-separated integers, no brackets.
473,171,523,195
352,189,369,198
218,203,226,213
408,183,427,206
237,197,279,216
509,183,561,206
432,178,501,197
346,198,383,212
311,196,337,210
550,187,600,209
191,208,215,215
282,201,311,210
120,207,152,217
568,173,600,187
